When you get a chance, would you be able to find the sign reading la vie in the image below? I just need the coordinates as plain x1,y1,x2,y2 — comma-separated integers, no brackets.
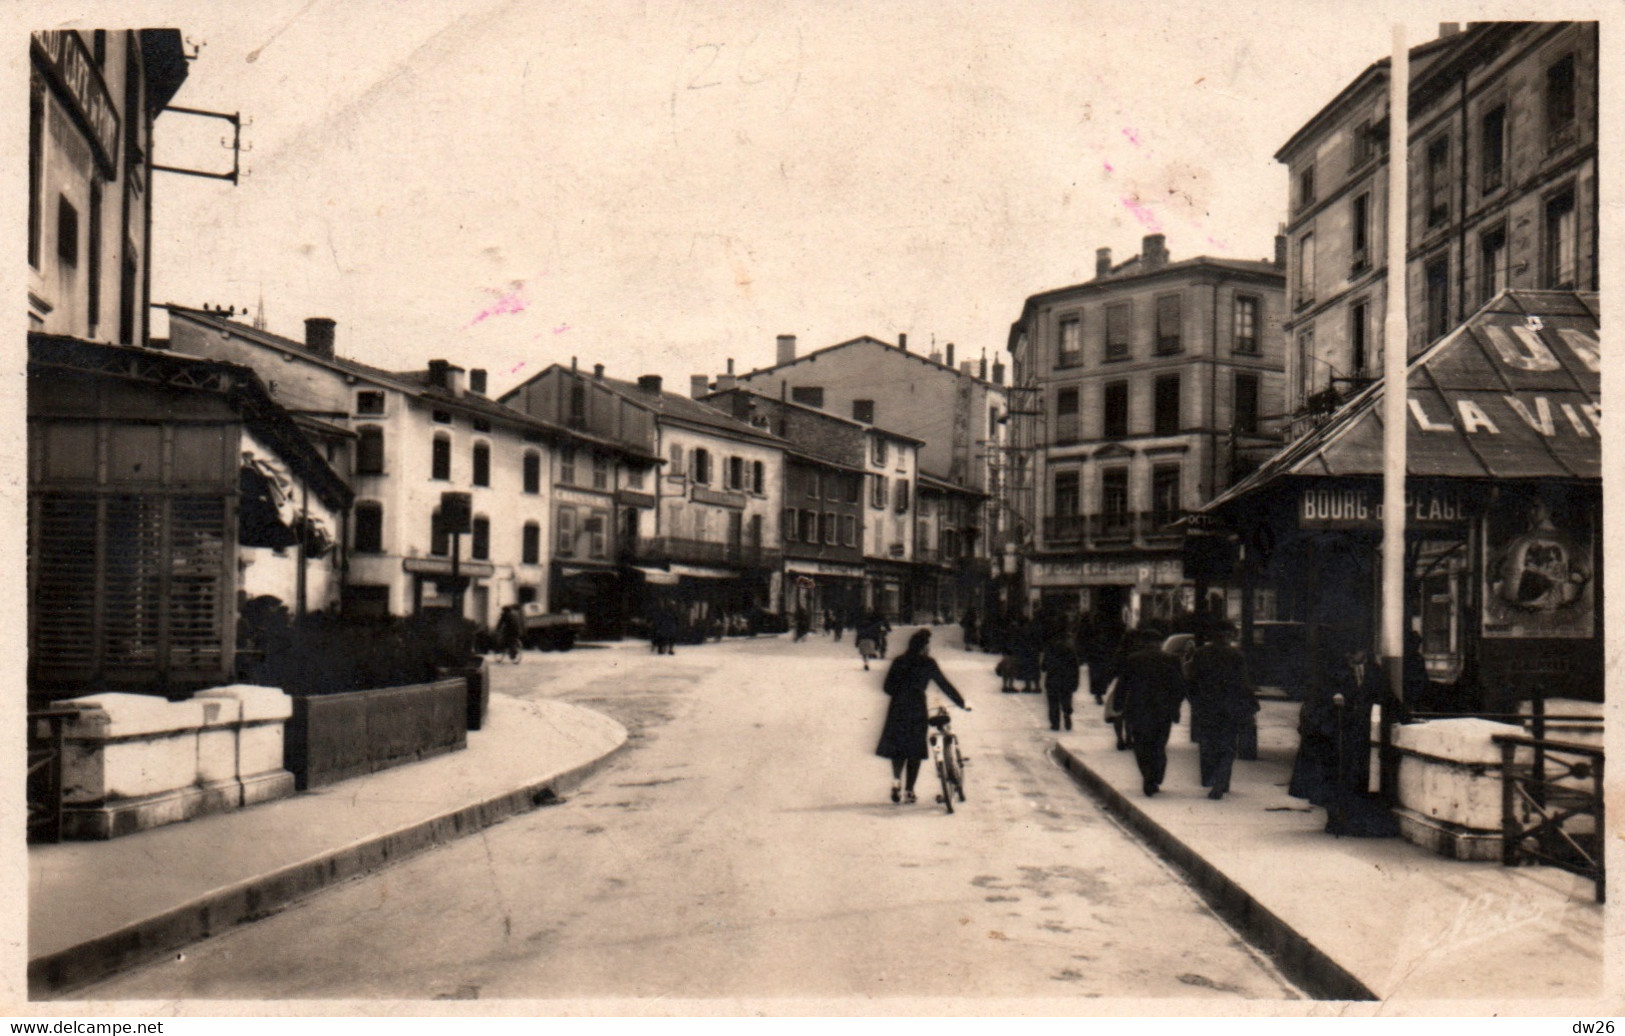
1299,485,1468,530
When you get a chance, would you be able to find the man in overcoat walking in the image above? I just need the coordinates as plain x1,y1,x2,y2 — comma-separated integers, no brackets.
1040,633,1081,731
1186,623,1257,799
1115,628,1186,796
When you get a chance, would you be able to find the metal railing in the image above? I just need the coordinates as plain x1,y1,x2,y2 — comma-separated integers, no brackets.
28,708,78,844
1038,510,1188,550
1493,732,1604,903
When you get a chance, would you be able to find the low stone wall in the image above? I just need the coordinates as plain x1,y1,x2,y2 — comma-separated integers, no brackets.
1393,717,1523,861
283,678,467,790
57,686,297,840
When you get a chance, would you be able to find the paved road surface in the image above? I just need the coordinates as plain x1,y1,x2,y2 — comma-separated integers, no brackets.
81,630,1301,1002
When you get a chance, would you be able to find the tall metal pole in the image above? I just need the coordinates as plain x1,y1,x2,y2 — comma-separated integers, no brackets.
1379,24,1410,800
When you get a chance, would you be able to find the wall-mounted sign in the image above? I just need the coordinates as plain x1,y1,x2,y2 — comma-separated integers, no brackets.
555,487,612,507
33,31,120,176
1297,485,1468,530
692,486,747,509
786,560,865,578
1028,558,1182,587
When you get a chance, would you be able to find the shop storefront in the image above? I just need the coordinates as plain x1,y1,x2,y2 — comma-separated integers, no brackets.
786,559,865,624
864,560,914,623
1200,291,1601,712
1026,555,1186,632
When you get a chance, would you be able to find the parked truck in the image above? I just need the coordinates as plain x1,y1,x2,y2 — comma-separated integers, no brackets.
519,602,586,651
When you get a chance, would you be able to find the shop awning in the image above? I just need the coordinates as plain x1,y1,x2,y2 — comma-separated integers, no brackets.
1205,290,1599,515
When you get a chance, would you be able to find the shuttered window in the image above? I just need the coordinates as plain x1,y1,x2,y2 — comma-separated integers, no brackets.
31,490,228,685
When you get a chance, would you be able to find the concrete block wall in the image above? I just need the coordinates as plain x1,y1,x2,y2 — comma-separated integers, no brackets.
55,686,296,839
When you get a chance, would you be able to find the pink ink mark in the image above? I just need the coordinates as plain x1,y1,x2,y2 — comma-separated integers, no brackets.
1121,127,1141,146
1102,160,1114,173
469,286,528,327
553,323,571,335
1121,195,1162,232
508,360,528,374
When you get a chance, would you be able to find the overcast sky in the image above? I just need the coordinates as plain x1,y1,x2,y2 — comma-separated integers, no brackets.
30,0,1578,396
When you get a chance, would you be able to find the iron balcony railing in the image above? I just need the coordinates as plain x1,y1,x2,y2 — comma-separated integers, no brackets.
1040,510,1187,551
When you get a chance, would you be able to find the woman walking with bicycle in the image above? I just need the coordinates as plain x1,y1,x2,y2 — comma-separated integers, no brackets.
875,629,971,804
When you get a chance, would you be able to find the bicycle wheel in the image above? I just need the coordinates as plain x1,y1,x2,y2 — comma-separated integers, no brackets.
933,748,955,814
947,735,967,802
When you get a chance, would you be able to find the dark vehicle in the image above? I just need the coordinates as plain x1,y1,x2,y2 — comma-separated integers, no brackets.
519,602,586,651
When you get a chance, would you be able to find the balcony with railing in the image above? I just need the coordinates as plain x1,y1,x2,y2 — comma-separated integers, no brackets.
1043,514,1086,546
1037,511,1188,552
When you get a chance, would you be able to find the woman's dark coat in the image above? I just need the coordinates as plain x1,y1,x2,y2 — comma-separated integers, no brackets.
875,653,966,760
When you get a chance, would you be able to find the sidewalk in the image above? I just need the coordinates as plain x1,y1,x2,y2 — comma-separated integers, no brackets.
1052,696,1603,1002
28,693,628,999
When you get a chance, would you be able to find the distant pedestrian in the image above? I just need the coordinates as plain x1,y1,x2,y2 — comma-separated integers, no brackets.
875,628,971,804
652,604,678,655
829,609,845,642
1186,624,1257,799
495,605,524,663
1041,633,1081,731
1114,629,1187,796
856,610,884,670
794,607,811,642
1013,620,1042,693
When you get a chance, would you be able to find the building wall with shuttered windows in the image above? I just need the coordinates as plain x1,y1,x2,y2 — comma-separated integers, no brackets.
29,404,239,696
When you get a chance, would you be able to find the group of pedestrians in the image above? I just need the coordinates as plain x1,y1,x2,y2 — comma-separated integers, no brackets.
859,608,1401,830
990,615,1262,802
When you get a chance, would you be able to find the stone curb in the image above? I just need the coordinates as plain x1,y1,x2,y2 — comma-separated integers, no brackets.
1051,742,1378,1003
30,740,629,999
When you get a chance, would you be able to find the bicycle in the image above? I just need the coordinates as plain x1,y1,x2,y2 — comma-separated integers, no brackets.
927,706,968,814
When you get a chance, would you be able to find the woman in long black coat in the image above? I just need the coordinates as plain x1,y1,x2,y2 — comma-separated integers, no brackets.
875,628,971,803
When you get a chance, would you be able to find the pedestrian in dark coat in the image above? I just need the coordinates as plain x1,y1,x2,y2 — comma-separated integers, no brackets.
1186,625,1257,799
855,610,884,670
793,607,811,642
1114,629,1187,796
495,605,524,663
1013,620,1043,692
1041,634,1081,731
875,628,970,803
1083,611,1124,705
1289,645,1381,806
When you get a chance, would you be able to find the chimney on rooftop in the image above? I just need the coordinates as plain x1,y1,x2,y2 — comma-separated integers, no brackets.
691,374,710,399
427,359,464,395
1096,247,1112,278
979,354,988,380
304,317,336,358
717,371,736,392
776,334,797,366
1142,234,1168,270
469,368,487,395
637,374,663,396
1274,227,1288,268
1439,22,1461,37
960,361,975,376
993,359,1005,385
593,363,604,380
945,342,955,368
898,332,907,351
